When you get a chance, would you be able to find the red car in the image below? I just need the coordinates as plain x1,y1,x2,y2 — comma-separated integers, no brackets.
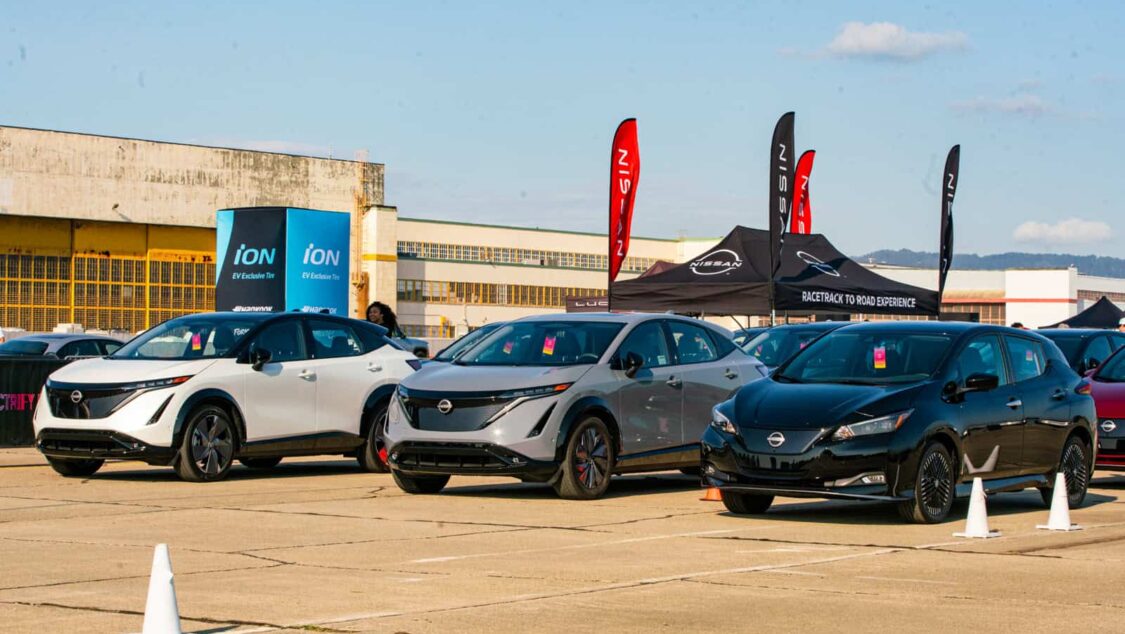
1091,346,1125,470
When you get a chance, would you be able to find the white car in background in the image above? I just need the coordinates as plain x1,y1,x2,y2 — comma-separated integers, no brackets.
33,312,420,481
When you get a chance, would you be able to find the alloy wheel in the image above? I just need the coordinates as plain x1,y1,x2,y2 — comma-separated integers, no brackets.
1061,441,1088,498
190,413,234,476
574,426,609,491
918,448,953,519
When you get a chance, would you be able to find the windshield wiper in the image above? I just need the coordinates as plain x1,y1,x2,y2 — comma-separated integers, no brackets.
829,379,883,386
774,373,803,383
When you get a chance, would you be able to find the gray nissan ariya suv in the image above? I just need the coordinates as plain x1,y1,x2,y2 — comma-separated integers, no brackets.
384,313,767,499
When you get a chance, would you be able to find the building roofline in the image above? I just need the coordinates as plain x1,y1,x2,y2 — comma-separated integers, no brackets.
0,124,383,167
398,216,680,242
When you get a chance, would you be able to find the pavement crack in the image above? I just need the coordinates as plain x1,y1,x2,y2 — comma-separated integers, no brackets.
0,599,351,632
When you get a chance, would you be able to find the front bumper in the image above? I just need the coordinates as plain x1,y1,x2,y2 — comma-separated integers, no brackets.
389,441,558,482
700,426,909,502
1096,423,1125,470
36,428,177,465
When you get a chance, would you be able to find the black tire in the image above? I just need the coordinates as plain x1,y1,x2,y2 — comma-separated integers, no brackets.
721,491,773,514
356,401,390,473
174,405,237,483
897,441,956,524
552,416,615,500
392,470,449,494
239,457,282,469
1038,435,1090,508
45,456,103,477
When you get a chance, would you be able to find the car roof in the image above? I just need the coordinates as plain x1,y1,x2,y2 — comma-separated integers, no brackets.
765,322,847,332
833,321,995,335
515,312,664,324
1037,328,1113,337
16,333,119,342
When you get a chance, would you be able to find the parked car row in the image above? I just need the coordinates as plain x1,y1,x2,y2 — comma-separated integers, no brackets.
30,311,1114,525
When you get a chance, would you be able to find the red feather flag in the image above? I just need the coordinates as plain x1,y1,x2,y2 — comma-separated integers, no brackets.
608,119,640,284
789,150,815,234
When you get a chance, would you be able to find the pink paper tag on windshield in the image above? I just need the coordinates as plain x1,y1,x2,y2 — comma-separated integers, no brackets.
191,333,202,351
799,341,809,350
542,336,557,356
873,346,887,370
502,341,514,354
1026,349,1034,361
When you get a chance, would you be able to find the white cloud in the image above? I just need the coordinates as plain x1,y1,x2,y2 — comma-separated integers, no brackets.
826,21,968,60
949,94,1052,117
1013,218,1113,245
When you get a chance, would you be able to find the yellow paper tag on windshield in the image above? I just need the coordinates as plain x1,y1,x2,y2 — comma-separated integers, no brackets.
191,333,202,351
873,346,886,370
542,336,556,356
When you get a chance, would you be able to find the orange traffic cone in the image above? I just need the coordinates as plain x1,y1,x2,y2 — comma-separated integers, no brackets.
701,487,723,502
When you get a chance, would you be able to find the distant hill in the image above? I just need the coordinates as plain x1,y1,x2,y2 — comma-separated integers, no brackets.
860,249,1125,279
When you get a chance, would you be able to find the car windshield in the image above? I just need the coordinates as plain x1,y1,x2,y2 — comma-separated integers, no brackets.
433,323,502,362
455,321,624,367
1097,351,1125,382
776,330,955,385
1040,334,1082,365
0,340,50,356
743,328,830,367
111,315,265,360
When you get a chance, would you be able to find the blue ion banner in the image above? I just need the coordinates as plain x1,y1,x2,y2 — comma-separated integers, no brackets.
215,207,350,315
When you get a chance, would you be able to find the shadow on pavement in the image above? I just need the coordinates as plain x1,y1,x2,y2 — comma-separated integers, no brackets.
441,472,704,500
87,458,366,482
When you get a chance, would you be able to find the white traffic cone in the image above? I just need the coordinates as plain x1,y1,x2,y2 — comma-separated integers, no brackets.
1037,472,1083,531
142,544,182,634
954,477,1001,538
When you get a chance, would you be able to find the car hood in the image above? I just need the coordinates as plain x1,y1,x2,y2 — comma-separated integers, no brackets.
1092,380,1125,418
47,358,220,385
402,363,593,393
732,379,924,430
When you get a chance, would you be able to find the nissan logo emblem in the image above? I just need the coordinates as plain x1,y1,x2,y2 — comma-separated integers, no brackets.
1102,420,1117,434
437,399,454,415
796,251,841,277
690,249,743,276
767,432,786,448
70,390,83,404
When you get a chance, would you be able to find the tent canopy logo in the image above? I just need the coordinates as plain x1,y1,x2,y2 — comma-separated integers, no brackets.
796,250,841,278
690,249,743,276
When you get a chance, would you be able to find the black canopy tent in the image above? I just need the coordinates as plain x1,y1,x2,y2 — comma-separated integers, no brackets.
609,226,939,317
1045,296,1124,329
565,260,677,313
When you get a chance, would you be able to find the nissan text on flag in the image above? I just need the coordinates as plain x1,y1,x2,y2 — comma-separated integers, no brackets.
33,312,422,481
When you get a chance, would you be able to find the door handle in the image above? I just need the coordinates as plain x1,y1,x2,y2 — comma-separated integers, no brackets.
1006,398,1022,409
724,368,739,379
368,363,383,372
299,370,317,381
666,376,682,388
1050,389,1066,400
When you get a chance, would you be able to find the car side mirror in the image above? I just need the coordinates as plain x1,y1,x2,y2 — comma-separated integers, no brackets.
250,348,272,371
963,373,999,393
622,351,644,378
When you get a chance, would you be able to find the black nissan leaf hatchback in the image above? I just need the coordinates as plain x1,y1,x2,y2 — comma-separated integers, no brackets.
701,322,1097,523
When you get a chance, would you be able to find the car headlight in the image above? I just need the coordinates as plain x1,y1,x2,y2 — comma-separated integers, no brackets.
499,383,572,400
711,406,739,436
124,376,193,391
832,410,912,441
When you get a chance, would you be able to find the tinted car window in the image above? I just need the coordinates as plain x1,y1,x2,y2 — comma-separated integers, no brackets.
355,323,389,353
116,316,261,360
100,341,122,355
1005,337,1047,383
780,331,954,385
745,328,828,367
1043,335,1082,366
248,320,307,363
458,321,624,367
668,321,719,364
58,339,101,358
308,319,363,358
0,340,49,355
434,323,501,362
953,335,1009,386
617,321,673,369
1085,336,1113,367
1098,350,1125,382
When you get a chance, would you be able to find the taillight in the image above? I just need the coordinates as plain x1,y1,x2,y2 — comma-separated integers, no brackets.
1075,380,1092,396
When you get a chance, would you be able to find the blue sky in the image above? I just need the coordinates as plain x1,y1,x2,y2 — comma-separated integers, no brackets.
2,1,1122,257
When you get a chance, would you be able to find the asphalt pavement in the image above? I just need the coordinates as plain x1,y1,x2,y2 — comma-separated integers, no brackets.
2,448,1124,633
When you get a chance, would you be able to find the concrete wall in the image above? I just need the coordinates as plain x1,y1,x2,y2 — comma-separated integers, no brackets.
0,126,383,228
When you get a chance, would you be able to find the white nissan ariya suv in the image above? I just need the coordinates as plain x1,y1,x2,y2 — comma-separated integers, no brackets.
33,312,420,481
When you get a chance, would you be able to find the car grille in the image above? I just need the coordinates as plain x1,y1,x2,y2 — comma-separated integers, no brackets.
37,430,135,456
398,387,514,432
47,384,137,420
392,441,524,471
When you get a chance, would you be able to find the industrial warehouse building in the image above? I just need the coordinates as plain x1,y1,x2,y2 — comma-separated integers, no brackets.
1,125,1122,341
